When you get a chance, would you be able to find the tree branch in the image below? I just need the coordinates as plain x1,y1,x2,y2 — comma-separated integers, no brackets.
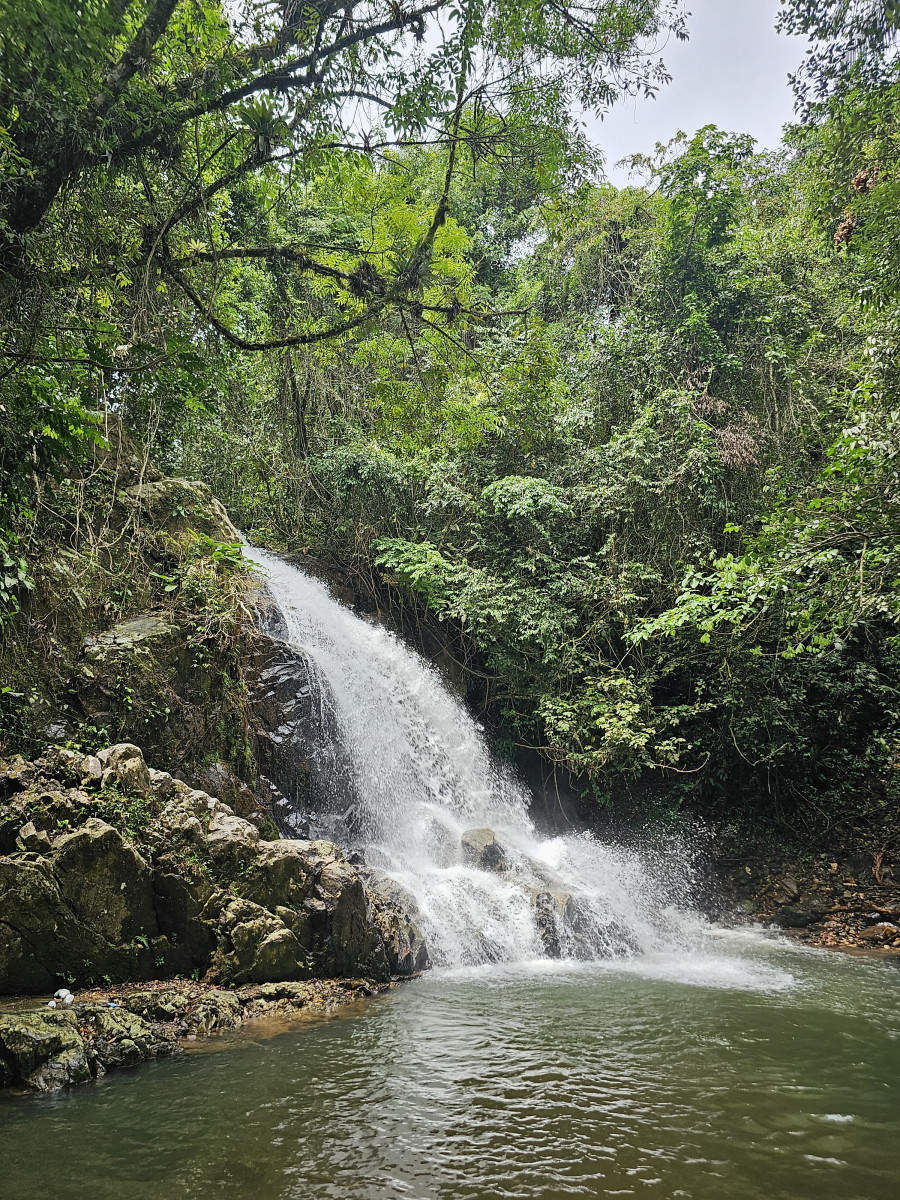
89,0,181,128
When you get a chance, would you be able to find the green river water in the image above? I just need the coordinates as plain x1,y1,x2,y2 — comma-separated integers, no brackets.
1,932,898,1200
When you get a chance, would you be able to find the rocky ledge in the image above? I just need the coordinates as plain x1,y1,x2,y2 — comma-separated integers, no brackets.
0,977,391,1093
0,744,429,1005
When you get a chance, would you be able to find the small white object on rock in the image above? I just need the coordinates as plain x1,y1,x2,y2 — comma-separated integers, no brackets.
46,1000,57,1008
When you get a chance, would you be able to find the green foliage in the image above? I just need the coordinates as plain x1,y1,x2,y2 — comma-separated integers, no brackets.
175,115,900,849
6,1,900,854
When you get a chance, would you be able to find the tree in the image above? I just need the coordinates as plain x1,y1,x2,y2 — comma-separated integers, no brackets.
779,0,900,111
0,0,686,348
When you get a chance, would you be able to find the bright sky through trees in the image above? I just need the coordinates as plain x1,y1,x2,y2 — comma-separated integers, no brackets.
590,0,809,183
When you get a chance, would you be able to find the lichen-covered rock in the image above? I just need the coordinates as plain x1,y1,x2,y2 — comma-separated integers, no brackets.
53,818,158,944
0,1007,176,1092
238,839,313,912
206,810,260,867
121,478,239,544
0,976,394,1092
209,896,310,984
122,986,243,1036
101,742,153,799
0,745,429,995
0,1010,93,1091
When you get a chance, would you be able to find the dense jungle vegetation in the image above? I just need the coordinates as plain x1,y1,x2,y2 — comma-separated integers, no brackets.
3,0,900,852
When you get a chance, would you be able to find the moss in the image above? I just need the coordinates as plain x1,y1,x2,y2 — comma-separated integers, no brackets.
0,440,257,790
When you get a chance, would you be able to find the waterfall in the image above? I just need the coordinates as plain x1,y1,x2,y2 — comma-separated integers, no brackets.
245,547,701,967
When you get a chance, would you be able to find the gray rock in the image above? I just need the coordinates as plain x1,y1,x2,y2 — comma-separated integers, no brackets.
53,817,158,945
773,904,820,929
207,810,261,866
461,828,507,872
101,743,153,799
16,821,51,854
0,748,430,994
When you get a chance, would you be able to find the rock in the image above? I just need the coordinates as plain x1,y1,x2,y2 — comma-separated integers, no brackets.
0,756,37,799
16,821,51,854
206,810,260,867
121,478,240,543
310,849,387,978
80,755,103,785
80,1006,176,1074
244,634,350,836
250,927,308,982
0,1011,92,1091
101,743,153,799
0,1007,176,1092
0,748,430,994
363,869,429,975
212,897,309,984
461,828,507,872
198,762,256,818
531,890,567,958
121,987,243,1036
53,818,159,945
777,875,800,901
0,977,393,1092
773,904,820,929
100,614,176,649
859,923,899,942
148,768,180,798
238,840,313,915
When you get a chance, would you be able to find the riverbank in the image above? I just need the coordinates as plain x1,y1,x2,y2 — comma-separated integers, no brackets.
719,851,900,953
0,977,400,1093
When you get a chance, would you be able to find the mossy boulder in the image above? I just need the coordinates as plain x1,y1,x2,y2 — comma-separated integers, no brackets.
120,478,239,545
0,745,429,995
0,1006,177,1091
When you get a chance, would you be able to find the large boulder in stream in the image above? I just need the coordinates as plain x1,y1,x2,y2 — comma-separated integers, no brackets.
0,745,429,995
461,828,507,872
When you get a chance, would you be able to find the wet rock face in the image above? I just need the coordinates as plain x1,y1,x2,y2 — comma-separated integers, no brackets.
245,630,354,838
363,869,430,975
461,828,507,872
0,745,429,996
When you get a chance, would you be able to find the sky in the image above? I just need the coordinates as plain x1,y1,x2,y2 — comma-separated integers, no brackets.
585,0,810,185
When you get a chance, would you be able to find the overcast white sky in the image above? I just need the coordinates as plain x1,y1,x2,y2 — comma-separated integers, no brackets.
585,0,809,184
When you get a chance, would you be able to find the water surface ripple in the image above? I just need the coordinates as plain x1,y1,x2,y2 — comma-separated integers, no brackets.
3,940,898,1200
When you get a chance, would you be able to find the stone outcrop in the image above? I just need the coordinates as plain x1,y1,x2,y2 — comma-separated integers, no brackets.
0,745,429,997
0,978,387,1092
120,478,240,545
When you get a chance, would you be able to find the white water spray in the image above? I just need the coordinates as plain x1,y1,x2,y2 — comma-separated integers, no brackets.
245,547,703,968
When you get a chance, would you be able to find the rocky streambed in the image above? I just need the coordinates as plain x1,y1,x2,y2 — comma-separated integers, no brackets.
0,743,428,1091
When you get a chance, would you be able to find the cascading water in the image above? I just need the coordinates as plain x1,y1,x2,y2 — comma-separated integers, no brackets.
245,546,702,967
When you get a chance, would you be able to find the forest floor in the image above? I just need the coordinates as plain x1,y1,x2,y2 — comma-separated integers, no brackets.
718,851,900,955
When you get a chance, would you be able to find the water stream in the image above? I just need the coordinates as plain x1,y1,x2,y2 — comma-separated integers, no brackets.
244,546,701,967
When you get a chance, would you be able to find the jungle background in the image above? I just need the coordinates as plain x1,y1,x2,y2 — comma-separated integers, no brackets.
3,0,900,856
